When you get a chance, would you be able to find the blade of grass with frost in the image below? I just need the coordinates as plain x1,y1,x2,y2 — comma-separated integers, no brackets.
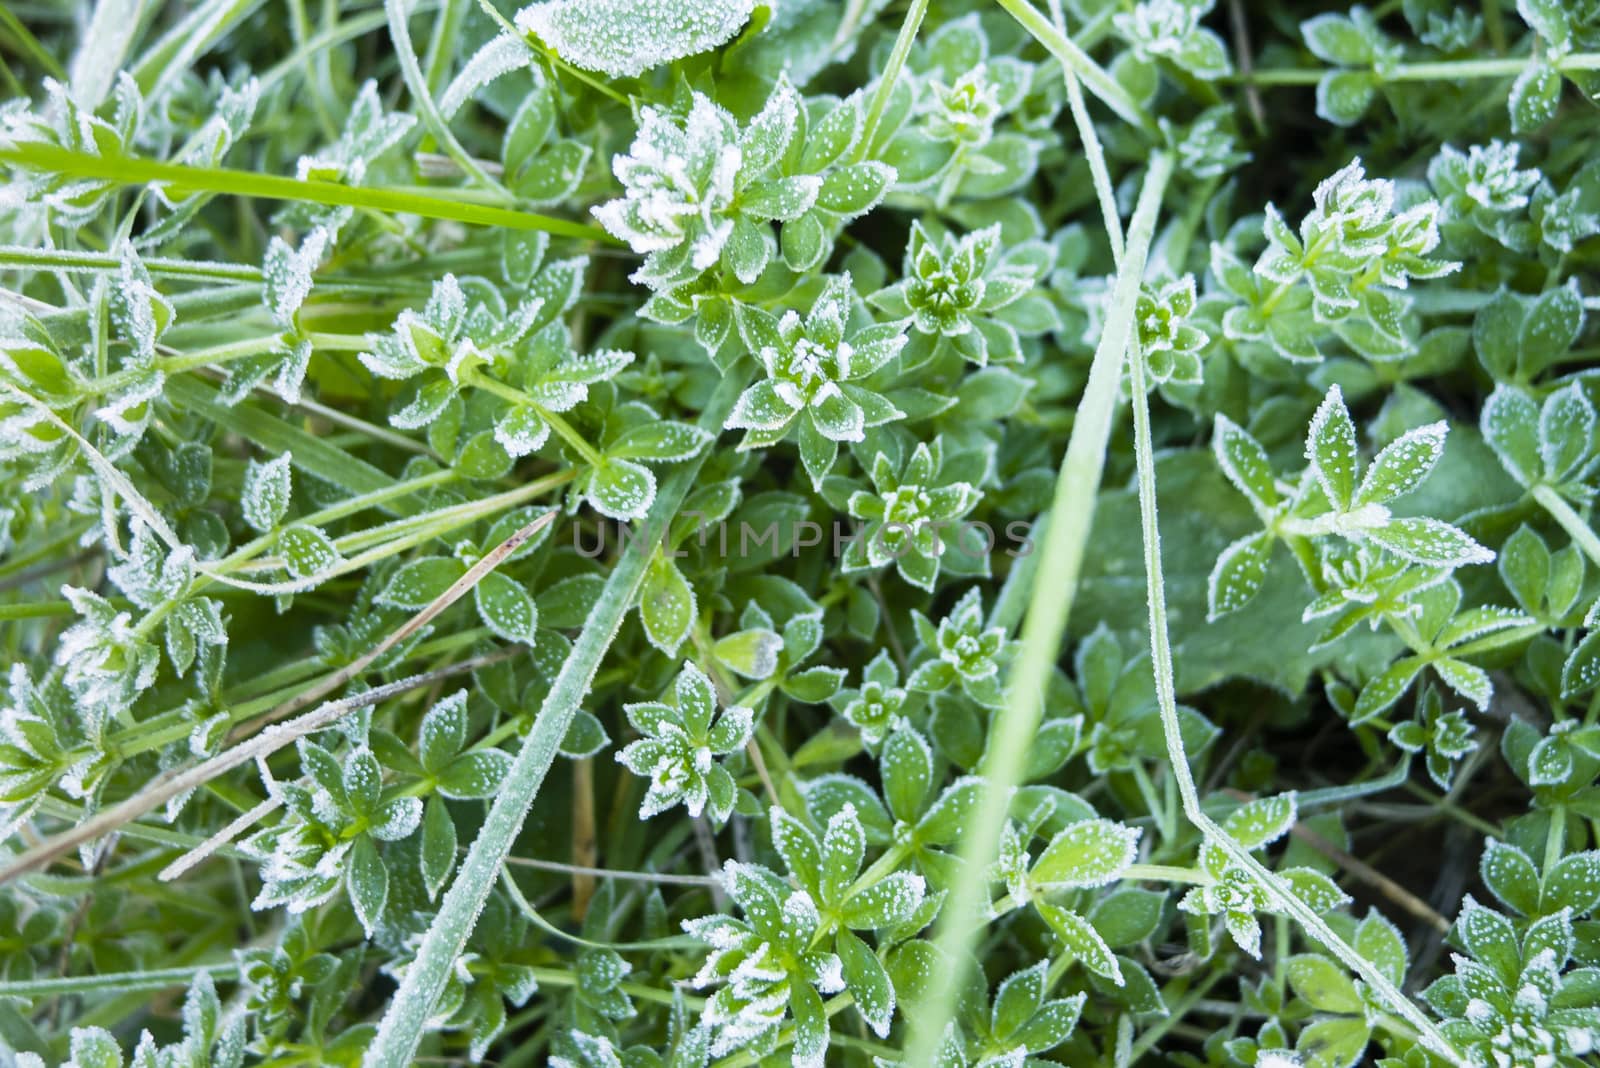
1125,338,1461,1060
996,0,1155,135
901,151,1174,1066
365,374,744,1068
0,144,612,241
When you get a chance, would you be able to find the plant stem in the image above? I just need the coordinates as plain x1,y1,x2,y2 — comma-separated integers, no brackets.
0,142,612,241
855,0,929,160
1533,485,1600,568
996,0,1155,134
363,373,745,1068
900,150,1174,1067
1127,343,1460,1059
1243,52,1600,86
0,962,238,998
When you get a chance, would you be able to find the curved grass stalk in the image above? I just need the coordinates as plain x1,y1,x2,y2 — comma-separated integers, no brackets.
364,374,745,1068
385,0,512,201
1125,352,1460,1060
900,150,1175,1066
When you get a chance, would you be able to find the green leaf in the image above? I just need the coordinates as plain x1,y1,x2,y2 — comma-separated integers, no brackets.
1207,530,1274,620
67,1028,124,1068
1353,912,1407,986
1037,901,1123,985
991,961,1047,1043
1509,62,1561,134
816,161,894,217
1286,954,1362,1013
516,0,756,78
1213,415,1278,511
1316,70,1376,127
1222,793,1297,850
420,795,456,900
1481,385,1542,486
639,550,695,655
1355,422,1445,505
1295,1015,1371,1068
1562,628,1600,698
1307,385,1358,511
1030,819,1140,888
241,452,292,532
277,524,340,581
588,458,656,520
438,750,513,800
474,571,538,645
1480,839,1540,915
836,928,896,1037
781,212,828,272
1089,888,1164,947
711,627,783,679
1364,517,1493,568
881,728,933,825
381,557,468,610
348,836,389,938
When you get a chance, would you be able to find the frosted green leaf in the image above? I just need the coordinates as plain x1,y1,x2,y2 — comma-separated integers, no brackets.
1037,901,1123,985
1364,517,1493,569
992,960,1048,1041
279,525,340,581
1480,840,1539,915
1207,530,1273,620
1539,383,1595,484
1222,793,1297,851
1480,384,1542,486
1306,385,1358,511
1356,421,1446,506
515,0,755,79
1030,818,1140,889
474,571,538,645
1354,912,1408,986
241,452,292,533
1562,629,1600,698
1286,954,1361,1013
639,550,696,655
711,628,783,679
1544,851,1600,914
836,928,895,1037
348,835,388,937
1213,415,1279,512
588,458,657,520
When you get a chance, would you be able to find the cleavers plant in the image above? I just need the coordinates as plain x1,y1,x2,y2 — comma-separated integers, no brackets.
4,0,1600,1067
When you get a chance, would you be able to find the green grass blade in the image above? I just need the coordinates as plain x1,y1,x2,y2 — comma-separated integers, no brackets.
0,142,614,241
900,150,1174,1064
363,373,744,1068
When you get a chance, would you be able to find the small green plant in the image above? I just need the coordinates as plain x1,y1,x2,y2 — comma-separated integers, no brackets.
4,1,1600,1066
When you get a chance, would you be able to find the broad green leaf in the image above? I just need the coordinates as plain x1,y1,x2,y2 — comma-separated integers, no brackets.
1286,954,1362,1014
639,551,695,655
1031,819,1140,889
474,571,538,645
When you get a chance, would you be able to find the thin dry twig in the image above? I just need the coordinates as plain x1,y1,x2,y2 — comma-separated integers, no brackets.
0,512,553,887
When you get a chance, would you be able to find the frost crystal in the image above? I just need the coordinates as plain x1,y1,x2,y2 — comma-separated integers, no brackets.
516,0,755,78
